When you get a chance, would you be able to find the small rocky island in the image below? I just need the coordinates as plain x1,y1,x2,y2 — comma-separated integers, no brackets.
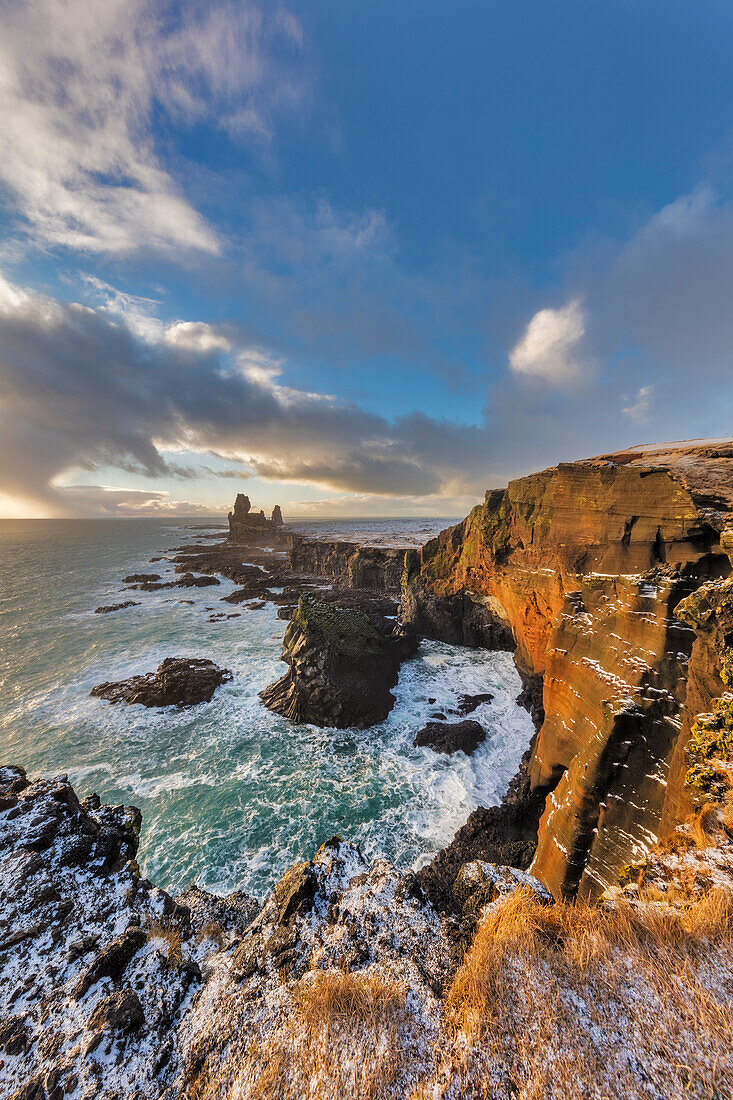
91,657,232,708
260,595,417,727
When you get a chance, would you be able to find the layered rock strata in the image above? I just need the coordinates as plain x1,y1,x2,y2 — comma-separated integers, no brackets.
260,595,417,728
402,440,733,900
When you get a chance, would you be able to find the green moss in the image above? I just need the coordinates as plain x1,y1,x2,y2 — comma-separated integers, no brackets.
618,859,647,887
684,693,733,806
286,595,383,658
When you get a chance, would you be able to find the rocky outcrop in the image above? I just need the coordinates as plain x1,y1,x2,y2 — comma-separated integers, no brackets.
413,719,486,755
0,767,203,1098
91,657,232,708
95,600,140,613
402,440,733,901
660,570,733,835
288,536,406,594
227,493,291,545
260,595,417,728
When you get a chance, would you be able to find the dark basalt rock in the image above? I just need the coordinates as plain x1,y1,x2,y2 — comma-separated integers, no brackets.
455,692,494,715
74,927,147,998
87,989,145,1033
260,595,416,728
123,573,161,583
415,736,546,914
91,657,232,708
176,572,219,588
94,601,140,614
413,719,486,755
175,885,259,936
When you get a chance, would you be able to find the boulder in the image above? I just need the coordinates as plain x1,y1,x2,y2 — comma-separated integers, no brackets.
260,595,416,728
413,719,486,755
94,601,140,614
91,657,232,708
87,989,144,1033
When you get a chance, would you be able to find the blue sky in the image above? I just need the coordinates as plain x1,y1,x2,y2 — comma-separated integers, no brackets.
1,0,732,517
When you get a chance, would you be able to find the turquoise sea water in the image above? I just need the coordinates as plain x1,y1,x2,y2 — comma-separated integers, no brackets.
0,518,533,899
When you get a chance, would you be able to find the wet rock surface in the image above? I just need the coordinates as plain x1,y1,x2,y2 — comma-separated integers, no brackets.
413,719,486,755
90,657,232,708
94,600,140,614
455,691,494,715
260,595,417,728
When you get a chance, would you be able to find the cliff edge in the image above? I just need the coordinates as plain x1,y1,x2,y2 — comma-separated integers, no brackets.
402,439,733,900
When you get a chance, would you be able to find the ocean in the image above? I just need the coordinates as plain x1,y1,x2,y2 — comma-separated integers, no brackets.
0,518,533,900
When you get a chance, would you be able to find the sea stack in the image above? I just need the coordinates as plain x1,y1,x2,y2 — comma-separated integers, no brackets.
227,493,290,545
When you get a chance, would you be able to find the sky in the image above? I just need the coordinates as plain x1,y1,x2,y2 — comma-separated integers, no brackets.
1,0,733,519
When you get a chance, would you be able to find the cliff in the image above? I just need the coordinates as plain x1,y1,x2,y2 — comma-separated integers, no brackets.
288,536,405,594
402,440,733,900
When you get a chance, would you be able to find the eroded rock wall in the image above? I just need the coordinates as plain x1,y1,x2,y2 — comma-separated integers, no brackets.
402,443,733,899
288,536,405,594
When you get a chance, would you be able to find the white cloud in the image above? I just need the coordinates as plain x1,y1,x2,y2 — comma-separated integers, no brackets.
0,0,303,256
621,385,654,424
509,299,587,385
166,322,231,354
56,485,222,517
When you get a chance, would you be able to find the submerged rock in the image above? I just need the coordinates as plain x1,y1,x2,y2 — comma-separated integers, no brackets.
413,719,486,755
91,657,232,708
260,595,416,728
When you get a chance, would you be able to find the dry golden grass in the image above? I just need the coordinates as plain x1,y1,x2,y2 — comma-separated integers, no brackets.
197,919,225,949
690,803,723,848
440,886,733,1099
722,789,733,837
146,916,184,966
187,968,418,1100
291,967,406,1037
